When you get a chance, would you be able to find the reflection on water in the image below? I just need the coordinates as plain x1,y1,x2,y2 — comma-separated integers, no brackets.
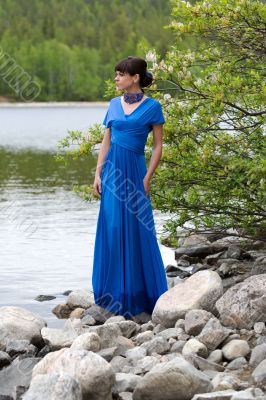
0,105,175,328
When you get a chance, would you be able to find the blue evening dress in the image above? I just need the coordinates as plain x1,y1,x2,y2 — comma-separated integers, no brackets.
92,95,168,318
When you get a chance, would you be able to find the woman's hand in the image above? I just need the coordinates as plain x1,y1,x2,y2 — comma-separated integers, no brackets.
93,175,102,197
143,175,151,198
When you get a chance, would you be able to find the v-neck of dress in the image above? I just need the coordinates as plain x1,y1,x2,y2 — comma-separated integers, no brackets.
119,96,151,117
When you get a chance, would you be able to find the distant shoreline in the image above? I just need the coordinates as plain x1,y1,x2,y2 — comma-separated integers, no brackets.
0,101,109,107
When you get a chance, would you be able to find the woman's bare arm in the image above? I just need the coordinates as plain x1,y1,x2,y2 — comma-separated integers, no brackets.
143,124,163,197
93,128,111,196
95,128,111,177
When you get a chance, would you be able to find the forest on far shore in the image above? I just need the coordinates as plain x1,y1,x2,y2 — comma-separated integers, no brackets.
0,0,175,101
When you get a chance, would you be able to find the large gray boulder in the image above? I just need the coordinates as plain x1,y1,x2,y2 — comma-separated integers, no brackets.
31,348,115,400
152,271,223,328
0,356,41,397
22,372,82,400
0,306,46,351
132,356,212,400
215,274,266,329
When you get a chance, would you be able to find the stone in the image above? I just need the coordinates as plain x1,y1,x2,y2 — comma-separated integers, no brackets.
188,353,225,373
131,312,152,325
132,356,212,400
34,295,56,302
112,373,142,394
191,390,239,399
52,303,76,318
70,308,85,319
133,331,154,345
31,348,115,400
170,340,186,353
251,359,266,384
118,393,133,400
157,328,180,340
22,372,82,400
41,327,77,350
66,289,94,309
182,339,208,358
221,340,250,361
125,346,147,362
82,304,115,324
257,336,266,345
175,318,185,329
63,317,86,335
113,336,135,357
231,388,266,399
211,372,244,391
183,234,212,247
152,270,223,328
0,356,41,397
87,323,122,349
140,336,170,355
207,350,223,364
249,343,266,367
185,309,214,336
104,316,126,324
0,306,46,351
5,340,32,357
254,322,265,334
210,236,254,252
70,332,100,352
132,356,160,373
215,274,266,329
96,346,117,362
175,245,215,259
225,357,247,370
110,356,131,373
80,314,96,326
196,318,231,351
0,351,11,368
139,320,155,333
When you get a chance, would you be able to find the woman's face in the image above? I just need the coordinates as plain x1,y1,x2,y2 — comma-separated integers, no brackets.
114,70,140,91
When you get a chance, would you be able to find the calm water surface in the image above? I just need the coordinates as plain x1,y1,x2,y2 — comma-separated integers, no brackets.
0,103,175,327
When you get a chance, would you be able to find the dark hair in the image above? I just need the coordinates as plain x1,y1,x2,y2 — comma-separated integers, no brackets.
115,56,153,93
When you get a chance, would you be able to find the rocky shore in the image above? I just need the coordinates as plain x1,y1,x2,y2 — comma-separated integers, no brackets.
0,233,266,400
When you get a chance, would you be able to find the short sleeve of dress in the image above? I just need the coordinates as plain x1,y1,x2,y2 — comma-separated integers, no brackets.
102,101,112,128
149,101,165,125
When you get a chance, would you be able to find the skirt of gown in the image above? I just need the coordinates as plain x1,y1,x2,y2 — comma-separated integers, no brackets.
92,142,168,318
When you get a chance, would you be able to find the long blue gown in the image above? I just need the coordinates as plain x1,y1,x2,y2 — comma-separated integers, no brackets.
92,95,168,318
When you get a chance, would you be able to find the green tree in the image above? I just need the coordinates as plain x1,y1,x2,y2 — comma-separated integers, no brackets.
55,0,266,241
150,0,266,240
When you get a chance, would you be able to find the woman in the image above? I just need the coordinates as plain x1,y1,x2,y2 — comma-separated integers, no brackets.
92,56,168,319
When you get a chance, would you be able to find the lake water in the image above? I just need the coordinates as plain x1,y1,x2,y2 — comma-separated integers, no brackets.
0,103,175,328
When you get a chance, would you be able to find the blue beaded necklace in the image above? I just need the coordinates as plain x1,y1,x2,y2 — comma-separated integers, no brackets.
123,92,144,104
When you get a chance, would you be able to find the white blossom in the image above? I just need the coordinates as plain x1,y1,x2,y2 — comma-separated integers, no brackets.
159,60,167,69
209,73,218,83
168,65,174,73
181,0,191,6
195,78,203,86
185,53,195,62
146,51,157,62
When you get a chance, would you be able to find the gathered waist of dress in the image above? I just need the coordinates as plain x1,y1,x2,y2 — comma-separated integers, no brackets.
110,138,145,155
